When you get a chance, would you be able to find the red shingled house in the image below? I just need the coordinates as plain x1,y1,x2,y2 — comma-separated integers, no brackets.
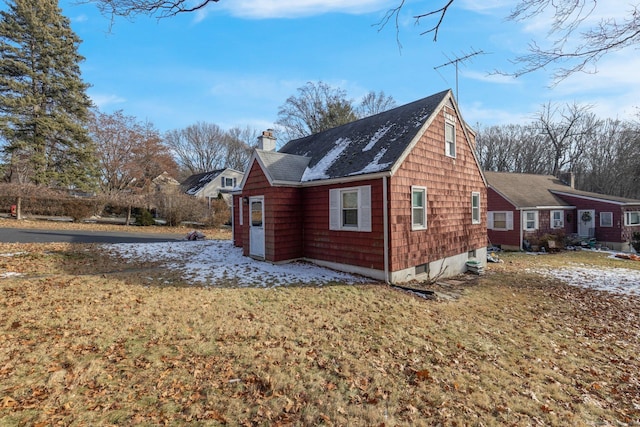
485,171,640,252
232,90,487,283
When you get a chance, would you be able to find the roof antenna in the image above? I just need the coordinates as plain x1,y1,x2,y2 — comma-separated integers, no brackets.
434,48,485,104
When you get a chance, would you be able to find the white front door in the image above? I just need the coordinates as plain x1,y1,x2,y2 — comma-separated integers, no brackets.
249,196,265,258
577,209,595,237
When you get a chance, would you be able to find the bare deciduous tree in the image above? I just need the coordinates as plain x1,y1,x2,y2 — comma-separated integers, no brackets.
276,81,357,141
379,0,640,82
276,82,396,141
357,91,397,118
165,122,229,175
534,102,598,177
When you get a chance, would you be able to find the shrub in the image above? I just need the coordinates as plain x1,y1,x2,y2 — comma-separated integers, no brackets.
632,232,640,252
135,209,155,226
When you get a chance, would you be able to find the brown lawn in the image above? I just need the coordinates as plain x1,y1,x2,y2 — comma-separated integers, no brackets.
0,220,639,426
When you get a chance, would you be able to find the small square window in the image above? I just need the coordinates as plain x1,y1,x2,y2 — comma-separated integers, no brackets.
600,212,613,227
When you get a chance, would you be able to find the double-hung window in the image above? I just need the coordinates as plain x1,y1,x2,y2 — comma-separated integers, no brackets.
523,211,538,231
488,211,513,230
471,192,481,224
600,212,613,227
329,186,371,232
445,121,456,158
625,211,640,226
551,210,564,229
412,186,427,230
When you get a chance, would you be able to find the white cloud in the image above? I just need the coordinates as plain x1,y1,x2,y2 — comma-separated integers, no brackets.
463,70,520,85
89,93,126,108
216,0,391,19
71,14,88,23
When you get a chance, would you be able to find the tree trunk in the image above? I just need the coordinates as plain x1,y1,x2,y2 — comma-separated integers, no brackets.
125,205,132,226
16,196,22,221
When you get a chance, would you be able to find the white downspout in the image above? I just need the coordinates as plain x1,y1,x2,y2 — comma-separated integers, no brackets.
383,176,390,283
519,209,523,251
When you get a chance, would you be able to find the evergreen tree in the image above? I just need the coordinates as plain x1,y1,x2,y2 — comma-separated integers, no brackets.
0,0,98,190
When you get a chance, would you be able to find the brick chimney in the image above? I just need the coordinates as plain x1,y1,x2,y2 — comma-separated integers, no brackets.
257,129,276,151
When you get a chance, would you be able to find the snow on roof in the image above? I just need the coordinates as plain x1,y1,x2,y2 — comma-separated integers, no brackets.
362,124,393,152
280,90,449,182
301,137,350,182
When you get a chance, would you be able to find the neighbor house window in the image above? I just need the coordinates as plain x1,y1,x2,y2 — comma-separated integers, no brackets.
488,211,513,231
524,211,538,231
600,212,613,227
445,121,456,158
551,210,564,229
221,177,235,187
625,211,640,226
471,192,481,224
412,186,427,230
329,186,371,232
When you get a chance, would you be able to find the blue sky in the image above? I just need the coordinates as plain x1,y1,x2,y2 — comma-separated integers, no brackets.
52,0,639,135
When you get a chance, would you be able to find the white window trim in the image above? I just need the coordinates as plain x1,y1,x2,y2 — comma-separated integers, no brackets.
471,192,481,224
329,186,372,232
487,211,513,231
411,186,427,231
551,210,564,229
625,211,640,226
600,211,613,227
445,121,456,158
523,210,539,231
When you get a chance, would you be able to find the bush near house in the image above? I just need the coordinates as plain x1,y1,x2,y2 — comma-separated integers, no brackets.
632,232,640,252
0,184,230,227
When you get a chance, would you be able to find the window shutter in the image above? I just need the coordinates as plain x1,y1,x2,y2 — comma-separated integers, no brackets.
221,176,225,187
239,198,243,226
359,186,372,232
487,212,494,229
329,189,340,230
506,211,514,230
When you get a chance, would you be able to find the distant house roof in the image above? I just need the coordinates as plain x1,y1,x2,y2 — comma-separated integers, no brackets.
485,171,640,208
278,90,451,182
181,169,225,195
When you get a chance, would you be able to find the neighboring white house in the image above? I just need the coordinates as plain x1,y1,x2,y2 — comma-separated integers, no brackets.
181,168,244,205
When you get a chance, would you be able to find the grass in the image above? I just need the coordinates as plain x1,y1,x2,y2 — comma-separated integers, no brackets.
0,225,639,425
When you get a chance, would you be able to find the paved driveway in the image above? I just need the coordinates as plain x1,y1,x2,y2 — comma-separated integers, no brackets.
0,227,184,244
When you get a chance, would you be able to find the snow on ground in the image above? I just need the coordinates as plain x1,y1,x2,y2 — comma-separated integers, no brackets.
104,240,371,287
529,264,640,297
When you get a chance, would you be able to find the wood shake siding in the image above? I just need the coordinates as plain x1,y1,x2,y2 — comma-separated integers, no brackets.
303,179,385,270
389,109,486,272
239,161,304,261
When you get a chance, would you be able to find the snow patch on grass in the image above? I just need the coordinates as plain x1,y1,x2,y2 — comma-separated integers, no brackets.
104,240,371,287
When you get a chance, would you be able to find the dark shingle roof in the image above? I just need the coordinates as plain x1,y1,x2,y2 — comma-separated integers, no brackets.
181,169,224,195
278,90,450,182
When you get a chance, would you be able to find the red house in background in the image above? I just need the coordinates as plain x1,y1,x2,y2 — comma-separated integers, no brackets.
485,172,640,252
232,90,487,283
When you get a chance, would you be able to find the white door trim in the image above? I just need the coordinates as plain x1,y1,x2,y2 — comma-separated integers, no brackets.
249,196,265,258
